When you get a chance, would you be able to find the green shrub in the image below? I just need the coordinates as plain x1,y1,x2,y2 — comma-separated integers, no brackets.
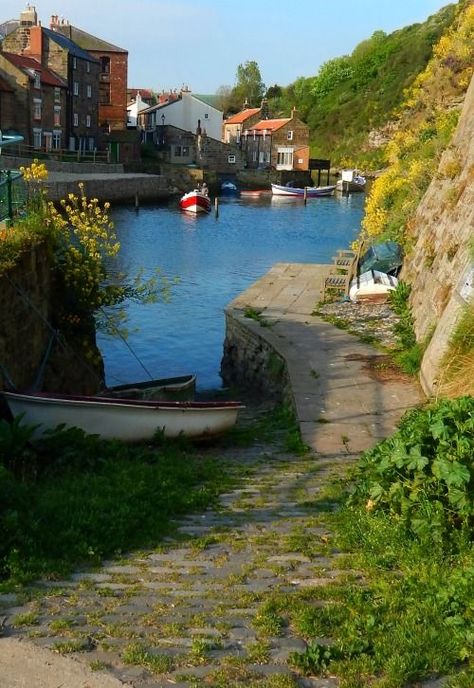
348,396,474,545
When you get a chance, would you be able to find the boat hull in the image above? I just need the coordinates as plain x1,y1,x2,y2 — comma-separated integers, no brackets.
271,183,335,197
3,392,244,441
336,179,366,193
105,374,196,401
179,191,211,213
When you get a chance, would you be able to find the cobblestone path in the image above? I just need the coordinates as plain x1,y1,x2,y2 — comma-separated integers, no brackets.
2,439,353,688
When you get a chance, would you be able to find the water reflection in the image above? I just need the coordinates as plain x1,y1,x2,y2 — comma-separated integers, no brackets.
98,194,365,390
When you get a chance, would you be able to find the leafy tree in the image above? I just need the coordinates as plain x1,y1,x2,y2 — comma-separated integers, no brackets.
232,60,266,108
215,84,235,116
265,84,282,99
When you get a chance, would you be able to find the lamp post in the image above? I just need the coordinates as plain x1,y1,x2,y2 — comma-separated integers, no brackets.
161,113,165,146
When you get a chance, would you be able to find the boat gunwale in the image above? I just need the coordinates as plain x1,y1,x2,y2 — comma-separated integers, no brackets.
4,391,244,411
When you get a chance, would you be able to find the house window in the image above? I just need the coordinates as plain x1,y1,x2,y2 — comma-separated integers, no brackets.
72,57,77,69
204,113,208,119
73,113,79,127
86,115,91,128
88,137,95,151
33,99,42,120
73,81,79,96
174,146,182,157
52,131,61,149
54,87,61,102
236,130,241,144
33,128,42,149
86,61,90,73
182,146,189,156
87,84,92,98
54,106,61,126
277,150,294,167
287,130,293,141
99,82,111,104
33,72,41,89
100,56,110,74
228,154,236,164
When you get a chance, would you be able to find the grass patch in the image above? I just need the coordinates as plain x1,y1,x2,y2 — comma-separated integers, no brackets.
0,424,238,588
286,397,474,686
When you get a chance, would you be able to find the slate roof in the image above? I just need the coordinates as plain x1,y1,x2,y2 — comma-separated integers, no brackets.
1,52,67,87
224,108,261,125
42,27,98,62
52,24,127,53
193,94,221,110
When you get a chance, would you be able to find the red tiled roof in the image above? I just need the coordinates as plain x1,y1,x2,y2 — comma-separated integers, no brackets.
224,108,260,125
128,88,154,100
250,118,291,132
1,52,67,87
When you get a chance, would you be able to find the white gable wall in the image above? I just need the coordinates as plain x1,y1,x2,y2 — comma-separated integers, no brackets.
148,93,222,141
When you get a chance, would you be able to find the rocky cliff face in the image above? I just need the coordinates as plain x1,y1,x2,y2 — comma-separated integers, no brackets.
402,75,474,395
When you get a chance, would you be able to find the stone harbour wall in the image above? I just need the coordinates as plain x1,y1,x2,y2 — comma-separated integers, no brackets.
0,243,103,401
221,310,292,404
44,173,170,203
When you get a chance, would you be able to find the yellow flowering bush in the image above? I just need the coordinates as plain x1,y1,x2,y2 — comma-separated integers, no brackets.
362,1,473,246
4,162,170,336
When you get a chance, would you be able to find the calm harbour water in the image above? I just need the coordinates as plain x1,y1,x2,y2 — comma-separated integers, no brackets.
98,193,365,391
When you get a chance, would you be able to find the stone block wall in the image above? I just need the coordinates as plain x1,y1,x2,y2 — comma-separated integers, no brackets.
0,243,102,399
402,75,474,395
221,310,292,404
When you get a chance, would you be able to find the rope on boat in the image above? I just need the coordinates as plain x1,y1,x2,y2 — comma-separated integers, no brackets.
98,307,154,381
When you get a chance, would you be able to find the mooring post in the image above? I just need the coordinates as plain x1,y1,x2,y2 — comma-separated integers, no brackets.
135,191,139,210
215,197,219,218
304,186,307,205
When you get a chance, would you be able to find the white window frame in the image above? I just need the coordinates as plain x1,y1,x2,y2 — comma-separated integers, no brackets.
73,112,79,127
87,84,92,98
54,87,61,102
86,115,91,128
53,106,61,127
73,81,79,96
73,57,77,69
33,98,42,120
86,61,90,73
33,72,41,89
287,130,294,141
52,130,61,149
33,128,42,149
276,147,294,170
228,155,236,164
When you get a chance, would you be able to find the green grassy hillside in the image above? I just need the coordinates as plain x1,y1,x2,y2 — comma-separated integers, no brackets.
268,4,457,167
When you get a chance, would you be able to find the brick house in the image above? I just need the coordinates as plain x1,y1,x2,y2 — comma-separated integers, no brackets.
49,16,128,134
0,73,15,133
222,106,261,145
2,6,100,152
0,51,67,149
241,109,310,171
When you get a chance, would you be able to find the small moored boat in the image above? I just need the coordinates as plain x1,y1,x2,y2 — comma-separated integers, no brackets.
271,183,336,197
336,169,366,193
179,189,211,214
220,181,239,195
104,374,196,401
3,391,244,442
349,270,398,303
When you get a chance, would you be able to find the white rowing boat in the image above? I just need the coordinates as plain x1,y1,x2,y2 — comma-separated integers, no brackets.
3,391,244,441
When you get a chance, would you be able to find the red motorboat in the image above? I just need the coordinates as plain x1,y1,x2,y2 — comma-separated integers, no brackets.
179,189,211,214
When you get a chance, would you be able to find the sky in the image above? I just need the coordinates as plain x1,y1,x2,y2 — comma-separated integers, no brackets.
1,0,454,94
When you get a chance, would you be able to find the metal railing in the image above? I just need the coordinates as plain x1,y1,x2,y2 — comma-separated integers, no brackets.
0,142,110,164
0,170,26,223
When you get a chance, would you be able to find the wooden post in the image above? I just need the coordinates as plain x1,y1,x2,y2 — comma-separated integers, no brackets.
135,191,139,210
214,197,219,218
303,186,307,205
